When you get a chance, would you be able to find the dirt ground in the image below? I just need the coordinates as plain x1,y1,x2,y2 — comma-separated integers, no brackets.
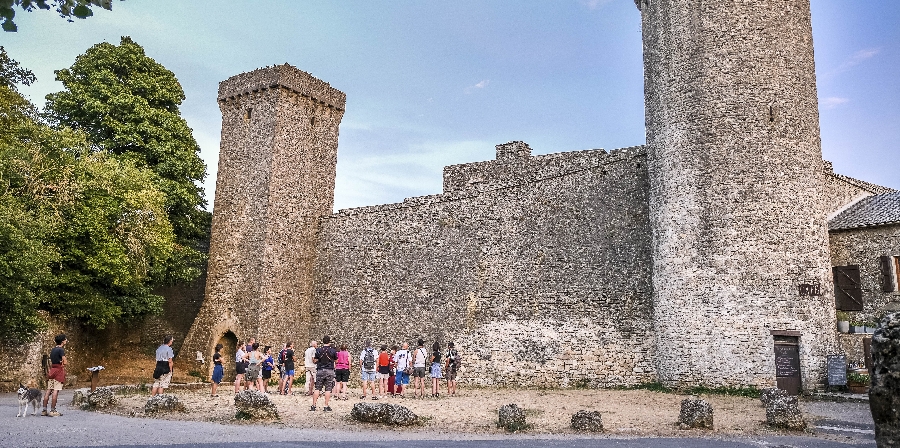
94,385,815,437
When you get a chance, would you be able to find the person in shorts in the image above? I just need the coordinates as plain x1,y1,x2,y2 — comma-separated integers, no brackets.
234,341,247,393
412,339,428,398
445,341,460,396
151,336,175,396
359,340,378,400
311,335,337,411
392,342,411,397
429,341,442,398
211,343,224,397
282,342,296,395
261,346,274,393
245,342,263,391
41,334,67,416
304,340,318,396
376,344,391,397
334,343,350,400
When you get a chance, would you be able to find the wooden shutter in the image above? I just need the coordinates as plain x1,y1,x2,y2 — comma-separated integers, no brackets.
832,265,863,311
880,256,895,292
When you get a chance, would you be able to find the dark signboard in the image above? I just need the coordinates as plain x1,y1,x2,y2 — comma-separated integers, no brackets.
774,344,801,378
827,354,847,386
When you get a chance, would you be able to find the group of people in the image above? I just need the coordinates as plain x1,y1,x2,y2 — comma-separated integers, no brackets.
208,336,462,412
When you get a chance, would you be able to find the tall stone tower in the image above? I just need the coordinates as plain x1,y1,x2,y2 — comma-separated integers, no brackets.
180,65,345,366
638,0,836,388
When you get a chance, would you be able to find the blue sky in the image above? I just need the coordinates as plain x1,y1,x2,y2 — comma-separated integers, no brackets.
3,0,898,211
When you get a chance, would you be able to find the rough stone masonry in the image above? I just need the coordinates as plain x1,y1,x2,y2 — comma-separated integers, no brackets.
180,1,893,390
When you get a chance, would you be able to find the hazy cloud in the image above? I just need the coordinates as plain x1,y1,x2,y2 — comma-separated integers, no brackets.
578,0,613,10
465,79,490,94
821,97,850,109
836,48,881,73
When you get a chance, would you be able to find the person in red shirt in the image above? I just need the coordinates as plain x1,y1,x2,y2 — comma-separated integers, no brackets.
376,344,391,397
42,334,67,417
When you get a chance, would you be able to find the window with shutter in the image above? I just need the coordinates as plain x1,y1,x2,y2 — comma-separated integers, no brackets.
832,265,863,311
880,256,894,293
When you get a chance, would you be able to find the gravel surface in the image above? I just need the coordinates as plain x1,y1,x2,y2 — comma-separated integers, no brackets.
0,389,876,448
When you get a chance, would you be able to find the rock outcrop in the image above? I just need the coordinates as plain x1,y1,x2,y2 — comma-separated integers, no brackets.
677,397,713,429
870,311,900,448
144,394,185,414
234,390,278,420
764,393,806,430
571,410,604,432
497,403,528,431
349,402,419,426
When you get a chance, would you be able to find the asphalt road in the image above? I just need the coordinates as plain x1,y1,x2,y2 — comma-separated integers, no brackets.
1,390,876,448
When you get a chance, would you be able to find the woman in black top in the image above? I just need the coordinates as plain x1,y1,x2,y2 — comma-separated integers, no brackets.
429,341,442,398
211,343,223,397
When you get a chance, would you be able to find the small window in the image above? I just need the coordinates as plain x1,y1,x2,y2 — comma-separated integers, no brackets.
309,116,316,126
881,256,900,292
244,109,252,122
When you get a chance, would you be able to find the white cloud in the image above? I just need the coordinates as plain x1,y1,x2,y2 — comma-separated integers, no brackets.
835,48,881,73
464,79,490,94
578,0,613,10
821,97,849,109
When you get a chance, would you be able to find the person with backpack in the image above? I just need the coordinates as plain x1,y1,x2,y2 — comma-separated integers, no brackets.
445,341,460,396
412,339,428,399
359,340,378,400
311,335,337,412
276,343,288,395
429,341,442,398
376,344,391,397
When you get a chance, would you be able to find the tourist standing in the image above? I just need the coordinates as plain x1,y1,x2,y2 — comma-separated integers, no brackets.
311,335,337,411
334,343,350,400
246,342,263,391
377,344,391,397
234,340,247,393
430,341,442,398
282,342,296,395
412,339,428,398
359,340,378,400
261,346,274,393
151,336,175,396
393,342,411,397
211,343,224,397
445,341,460,396
303,340,318,396
276,343,288,394
41,334,67,416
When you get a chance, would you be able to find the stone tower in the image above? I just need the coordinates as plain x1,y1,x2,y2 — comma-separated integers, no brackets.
638,0,836,388
180,65,345,367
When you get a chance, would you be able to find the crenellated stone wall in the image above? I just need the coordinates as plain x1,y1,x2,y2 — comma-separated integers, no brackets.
311,144,656,387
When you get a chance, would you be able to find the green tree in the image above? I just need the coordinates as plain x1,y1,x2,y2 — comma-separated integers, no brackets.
1,1,120,32
45,36,210,285
0,47,177,339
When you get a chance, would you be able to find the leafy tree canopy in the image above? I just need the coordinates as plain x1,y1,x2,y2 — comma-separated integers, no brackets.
45,36,210,284
0,46,201,340
1,0,121,32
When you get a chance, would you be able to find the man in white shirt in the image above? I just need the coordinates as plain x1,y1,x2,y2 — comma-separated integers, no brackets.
392,342,411,397
412,339,428,398
304,340,318,396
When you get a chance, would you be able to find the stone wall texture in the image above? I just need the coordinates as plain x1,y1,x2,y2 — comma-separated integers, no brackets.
639,0,836,388
829,224,900,324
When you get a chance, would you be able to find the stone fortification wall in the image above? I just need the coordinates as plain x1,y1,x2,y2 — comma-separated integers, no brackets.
639,0,836,389
311,144,656,388
830,224,900,324
180,65,345,374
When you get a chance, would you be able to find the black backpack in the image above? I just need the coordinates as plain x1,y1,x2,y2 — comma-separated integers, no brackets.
363,348,376,370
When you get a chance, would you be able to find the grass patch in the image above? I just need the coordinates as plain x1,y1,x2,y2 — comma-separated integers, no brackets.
619,382,673,393
618,382,760,398
188,370,207,383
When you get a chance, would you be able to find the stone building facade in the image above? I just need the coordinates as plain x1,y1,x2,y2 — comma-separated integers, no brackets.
178,1,898,391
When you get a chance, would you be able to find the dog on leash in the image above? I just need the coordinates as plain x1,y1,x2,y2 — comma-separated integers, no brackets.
17,382,42,417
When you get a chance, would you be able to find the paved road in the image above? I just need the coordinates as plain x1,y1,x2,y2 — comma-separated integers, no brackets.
1,391,876,448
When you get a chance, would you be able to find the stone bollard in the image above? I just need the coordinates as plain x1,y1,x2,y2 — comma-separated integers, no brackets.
764,393,806,430
498,403,528,431
760,387,788,407
571,410,604,432
234,390,278,420
144,394,185,414
870,311,900,448
350,402,419,426
677,397,713,429
71,388,89,407
86,387,117,409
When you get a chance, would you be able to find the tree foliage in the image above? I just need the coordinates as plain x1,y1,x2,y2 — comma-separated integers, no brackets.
0,45,206,340
45,36,210,284
1,1,121,32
